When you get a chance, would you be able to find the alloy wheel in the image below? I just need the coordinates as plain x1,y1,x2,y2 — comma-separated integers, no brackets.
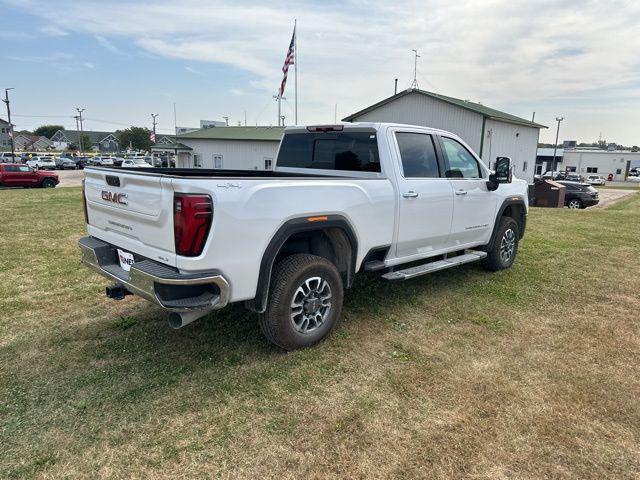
500,228,516,263
290,276,332,334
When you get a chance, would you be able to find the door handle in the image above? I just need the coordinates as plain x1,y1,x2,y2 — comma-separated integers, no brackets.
455,189,468,196
402,191,419,198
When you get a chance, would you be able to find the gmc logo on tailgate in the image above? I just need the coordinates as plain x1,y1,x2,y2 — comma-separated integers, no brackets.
101,191,128,205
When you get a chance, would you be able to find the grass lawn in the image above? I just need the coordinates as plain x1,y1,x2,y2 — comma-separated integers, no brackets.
1,188,639,479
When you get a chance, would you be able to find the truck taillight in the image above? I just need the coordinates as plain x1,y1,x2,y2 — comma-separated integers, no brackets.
82,179,88,223
173,193,213,257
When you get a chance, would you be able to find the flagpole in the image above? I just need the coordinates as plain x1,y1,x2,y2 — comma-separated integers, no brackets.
294,19,298,125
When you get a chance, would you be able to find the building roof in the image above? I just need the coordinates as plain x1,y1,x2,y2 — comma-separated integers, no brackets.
151,141,192,151
0,118,9,126
537,148,564,157
178,126,285,141
343,88,547,129
52,129,117,143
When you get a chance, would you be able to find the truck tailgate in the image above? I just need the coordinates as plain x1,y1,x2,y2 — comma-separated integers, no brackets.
84,168,177,266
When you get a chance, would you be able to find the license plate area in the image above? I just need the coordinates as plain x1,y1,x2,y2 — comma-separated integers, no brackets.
117,248,135,272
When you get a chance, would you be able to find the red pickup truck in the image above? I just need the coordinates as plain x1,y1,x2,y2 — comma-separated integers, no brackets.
0,163,59,188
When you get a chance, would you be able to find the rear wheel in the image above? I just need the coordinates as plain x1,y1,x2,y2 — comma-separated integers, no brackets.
482,217,519,271
259,253,343,351
41,178,56,188
567,198,582,209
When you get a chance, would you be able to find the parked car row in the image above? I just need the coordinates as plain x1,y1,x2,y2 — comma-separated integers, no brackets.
0,153,164,170
540,171,607,185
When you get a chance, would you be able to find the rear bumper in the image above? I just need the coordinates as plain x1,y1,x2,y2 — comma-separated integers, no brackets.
78,236,229,313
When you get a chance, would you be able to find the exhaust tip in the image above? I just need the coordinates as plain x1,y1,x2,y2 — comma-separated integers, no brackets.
167,310,211,329
167,312,184,329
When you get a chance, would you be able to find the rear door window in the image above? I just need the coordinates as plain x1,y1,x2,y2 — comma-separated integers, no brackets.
395,132,440,178
277,131,380,172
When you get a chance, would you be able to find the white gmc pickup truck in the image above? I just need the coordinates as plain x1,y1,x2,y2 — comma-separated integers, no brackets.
79,123,528,350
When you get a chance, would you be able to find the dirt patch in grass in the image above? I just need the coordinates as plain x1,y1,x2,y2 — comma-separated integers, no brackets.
1,188,640,479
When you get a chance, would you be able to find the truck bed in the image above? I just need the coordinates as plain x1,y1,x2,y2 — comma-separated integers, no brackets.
98,167,349,179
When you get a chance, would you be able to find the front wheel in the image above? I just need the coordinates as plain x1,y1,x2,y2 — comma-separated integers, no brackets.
259,254,343,351
567,198,582,209
482,217,519,271
41,178,56,188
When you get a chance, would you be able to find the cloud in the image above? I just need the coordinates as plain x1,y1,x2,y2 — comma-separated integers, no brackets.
230,88,244,96
40,25,68,36
7,51,95,71
5,0,640,141
185,66,202,74
94,35,123,54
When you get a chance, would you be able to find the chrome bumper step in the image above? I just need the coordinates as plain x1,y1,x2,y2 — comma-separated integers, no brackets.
78,236,230,312
382,251,487,282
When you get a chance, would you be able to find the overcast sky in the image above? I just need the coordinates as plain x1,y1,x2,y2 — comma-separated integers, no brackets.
2,0,639,145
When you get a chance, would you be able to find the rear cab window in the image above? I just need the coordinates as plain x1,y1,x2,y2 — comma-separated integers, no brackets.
277,129,381,173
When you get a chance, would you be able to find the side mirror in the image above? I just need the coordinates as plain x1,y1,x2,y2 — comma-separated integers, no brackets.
487,156,513,190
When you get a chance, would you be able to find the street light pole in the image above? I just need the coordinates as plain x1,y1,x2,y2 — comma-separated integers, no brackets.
151,113,158,143
76,108,85,154
3,88,16,161
551,116,564,175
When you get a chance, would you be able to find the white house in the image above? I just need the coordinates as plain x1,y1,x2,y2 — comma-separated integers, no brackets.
166,126,285,170
343,88,546,183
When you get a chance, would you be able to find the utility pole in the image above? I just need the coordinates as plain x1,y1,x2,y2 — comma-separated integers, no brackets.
551,116,564,174
173,103,177,135
151,113,158,144
76,107,85,154
394,78,398,95
2,88,15,161
410,49,420,89
223,116,229,126
74,115,81,154
280,115,285,126
244,110,247,126
334,104,337,123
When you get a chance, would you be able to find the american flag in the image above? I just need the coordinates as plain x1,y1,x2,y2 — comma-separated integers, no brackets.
150,131,156,143
279,26,296,97
8,126,13,139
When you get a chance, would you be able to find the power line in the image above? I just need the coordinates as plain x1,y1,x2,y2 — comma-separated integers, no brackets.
13,114,76,118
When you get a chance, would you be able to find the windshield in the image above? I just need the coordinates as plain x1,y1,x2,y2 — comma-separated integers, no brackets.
133,158,148,165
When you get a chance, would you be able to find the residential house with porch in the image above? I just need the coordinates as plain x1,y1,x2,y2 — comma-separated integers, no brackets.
50,129,120,152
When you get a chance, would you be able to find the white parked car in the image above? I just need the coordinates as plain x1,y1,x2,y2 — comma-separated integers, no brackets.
79,122,530,350
92,157,115,167
586,175,606,186
26,156,56,170
0,152,18,163
121,158,152,168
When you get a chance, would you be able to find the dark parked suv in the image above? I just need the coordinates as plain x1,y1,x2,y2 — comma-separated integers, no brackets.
557,181,599,209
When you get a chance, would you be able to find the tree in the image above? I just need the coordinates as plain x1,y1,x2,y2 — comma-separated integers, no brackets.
33,125,64,139
69,134,93,152
116,126,152,151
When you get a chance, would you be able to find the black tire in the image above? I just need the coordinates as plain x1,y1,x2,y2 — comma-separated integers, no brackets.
41,178,56,188
567,198,582,209
259,253,343,351
481,217,519,271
